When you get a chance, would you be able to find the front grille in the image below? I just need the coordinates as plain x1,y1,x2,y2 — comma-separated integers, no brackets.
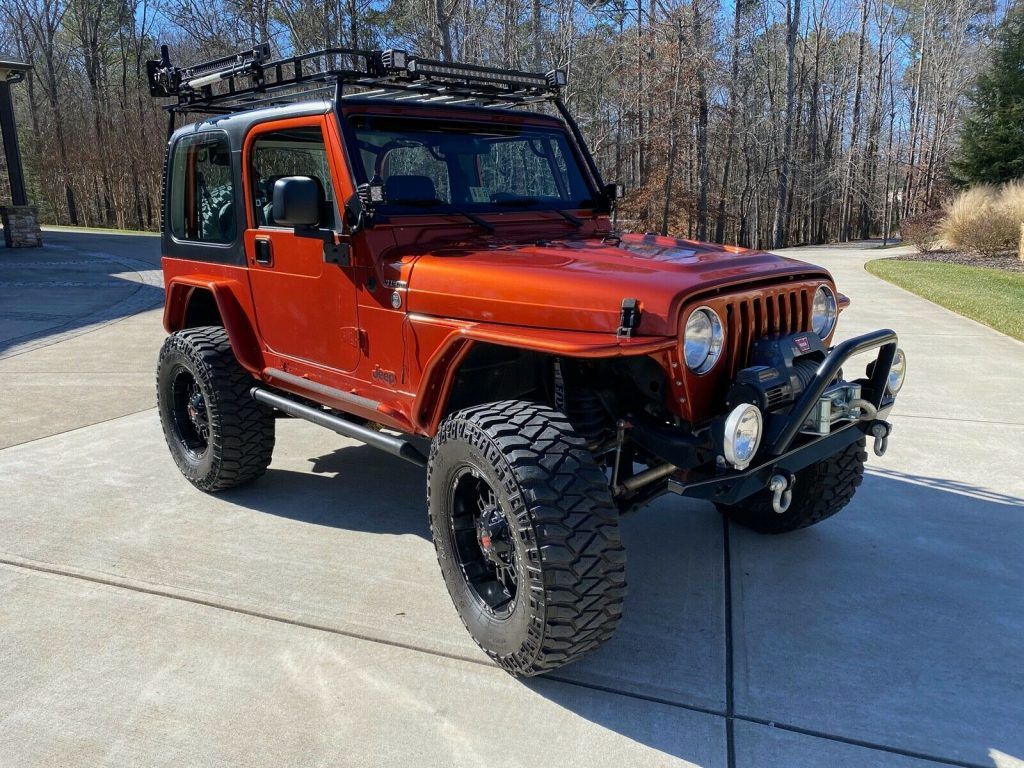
723,286,812,377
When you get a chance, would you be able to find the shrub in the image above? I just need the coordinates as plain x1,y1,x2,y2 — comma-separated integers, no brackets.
940,184,1023,255
899,210,945,252
997,181,1024,263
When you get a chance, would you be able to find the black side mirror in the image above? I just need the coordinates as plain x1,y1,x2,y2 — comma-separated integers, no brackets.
273,176,322,228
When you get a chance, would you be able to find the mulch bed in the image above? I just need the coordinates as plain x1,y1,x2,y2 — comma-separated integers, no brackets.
891,249,1024,273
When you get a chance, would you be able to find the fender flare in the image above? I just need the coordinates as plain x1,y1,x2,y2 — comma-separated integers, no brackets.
411,319,675,434
163,276,265,375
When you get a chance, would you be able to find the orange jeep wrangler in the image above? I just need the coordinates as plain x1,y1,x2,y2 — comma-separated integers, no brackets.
148,44,906,675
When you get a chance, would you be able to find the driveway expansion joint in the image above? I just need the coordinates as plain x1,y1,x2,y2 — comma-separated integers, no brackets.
0,552,991,768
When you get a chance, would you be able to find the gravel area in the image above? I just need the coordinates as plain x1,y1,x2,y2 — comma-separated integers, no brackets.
890,249,1024,273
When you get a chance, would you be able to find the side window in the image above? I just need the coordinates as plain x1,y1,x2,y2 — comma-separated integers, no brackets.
169,133,236,244
250,127,338,228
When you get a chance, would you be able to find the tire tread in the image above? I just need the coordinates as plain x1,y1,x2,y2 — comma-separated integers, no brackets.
428,400,625,676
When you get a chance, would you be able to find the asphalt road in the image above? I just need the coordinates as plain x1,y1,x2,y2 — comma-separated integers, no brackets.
0,231,1021,768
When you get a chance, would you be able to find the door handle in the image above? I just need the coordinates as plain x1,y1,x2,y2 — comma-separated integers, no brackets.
254,238,273,266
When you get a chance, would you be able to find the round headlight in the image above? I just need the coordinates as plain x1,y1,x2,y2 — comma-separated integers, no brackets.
723,403,763,470
887,347,907,394
811,286,838,338
684,307,724,374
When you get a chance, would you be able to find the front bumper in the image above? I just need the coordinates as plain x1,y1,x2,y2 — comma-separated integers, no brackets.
629,328,899,506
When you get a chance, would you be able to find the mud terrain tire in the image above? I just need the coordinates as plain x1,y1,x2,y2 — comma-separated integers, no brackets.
717,438,867,534
157,326,274,491
428,400,625,676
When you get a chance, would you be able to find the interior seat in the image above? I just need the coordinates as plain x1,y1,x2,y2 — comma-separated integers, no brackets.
384,175,437,204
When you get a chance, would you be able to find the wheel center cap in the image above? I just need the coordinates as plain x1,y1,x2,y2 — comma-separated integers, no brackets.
187,393,205,427
477,508,510,565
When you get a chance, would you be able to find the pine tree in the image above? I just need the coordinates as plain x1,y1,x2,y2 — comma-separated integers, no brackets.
953,5,1024,185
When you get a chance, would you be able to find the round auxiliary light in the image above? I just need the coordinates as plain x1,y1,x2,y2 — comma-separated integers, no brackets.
887,347,907,394
811,285,838,338
723,404,763,470
684,307,724,374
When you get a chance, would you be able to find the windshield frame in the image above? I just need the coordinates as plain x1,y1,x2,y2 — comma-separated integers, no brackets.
336,106,603,219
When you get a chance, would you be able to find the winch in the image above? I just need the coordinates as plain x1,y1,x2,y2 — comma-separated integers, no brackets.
726,332,831,413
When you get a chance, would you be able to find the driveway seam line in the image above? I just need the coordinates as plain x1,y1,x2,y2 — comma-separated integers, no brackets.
895,413,1024,427
0,555,490,666
723,515,736,768
733,714,990,768
0,555,994,768
0,407,157,452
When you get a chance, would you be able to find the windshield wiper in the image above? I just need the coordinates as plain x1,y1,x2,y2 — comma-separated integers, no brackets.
403,198,495,234
494,197,583,228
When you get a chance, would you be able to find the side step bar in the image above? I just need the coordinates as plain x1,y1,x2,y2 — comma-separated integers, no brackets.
250,387,428,467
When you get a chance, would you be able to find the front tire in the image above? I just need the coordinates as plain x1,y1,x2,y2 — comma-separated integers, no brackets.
717,438,867,534
156,326,274,491
428,400,625,676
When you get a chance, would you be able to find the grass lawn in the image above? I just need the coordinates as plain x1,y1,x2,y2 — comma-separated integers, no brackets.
866,258,1024,341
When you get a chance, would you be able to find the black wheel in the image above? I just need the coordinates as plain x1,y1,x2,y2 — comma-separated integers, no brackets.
156,326,274,491
717,438,868,534
427,400,625,676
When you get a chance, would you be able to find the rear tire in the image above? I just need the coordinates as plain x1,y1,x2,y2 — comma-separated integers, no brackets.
427,400,625,676
717,438,867,534
156,326,274,491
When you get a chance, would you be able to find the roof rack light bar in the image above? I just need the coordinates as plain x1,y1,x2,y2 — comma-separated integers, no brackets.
148,43,567,114
403,55,565,90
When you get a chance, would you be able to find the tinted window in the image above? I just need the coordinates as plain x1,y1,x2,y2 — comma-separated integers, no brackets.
169,133,236,243
250,127,338,228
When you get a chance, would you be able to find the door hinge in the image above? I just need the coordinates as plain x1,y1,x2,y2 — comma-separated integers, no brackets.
340,326,367,351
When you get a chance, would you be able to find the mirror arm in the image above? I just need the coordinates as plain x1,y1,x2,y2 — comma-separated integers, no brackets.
293,225,351,266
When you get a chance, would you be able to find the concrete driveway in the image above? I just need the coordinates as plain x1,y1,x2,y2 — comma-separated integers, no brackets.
0,232,1021,768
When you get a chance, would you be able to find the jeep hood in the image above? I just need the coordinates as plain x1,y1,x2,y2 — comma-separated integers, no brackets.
403,233,831,336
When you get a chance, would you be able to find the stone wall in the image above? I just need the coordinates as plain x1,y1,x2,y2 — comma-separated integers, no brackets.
0,205,42,248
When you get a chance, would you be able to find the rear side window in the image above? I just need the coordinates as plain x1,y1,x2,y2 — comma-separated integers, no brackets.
168,133,236,244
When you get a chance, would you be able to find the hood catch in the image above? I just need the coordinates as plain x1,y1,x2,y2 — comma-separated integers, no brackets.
617,298,641,338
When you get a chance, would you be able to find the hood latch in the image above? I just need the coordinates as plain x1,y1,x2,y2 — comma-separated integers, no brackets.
617,298,641,338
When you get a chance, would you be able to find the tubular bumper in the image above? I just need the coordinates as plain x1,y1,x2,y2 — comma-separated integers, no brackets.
633,328,899,507
666,422,875,505
764,328,898,456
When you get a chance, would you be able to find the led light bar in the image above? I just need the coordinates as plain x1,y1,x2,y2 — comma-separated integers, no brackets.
406,57,564,91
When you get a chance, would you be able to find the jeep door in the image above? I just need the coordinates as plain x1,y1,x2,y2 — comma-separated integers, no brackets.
243,116,360,372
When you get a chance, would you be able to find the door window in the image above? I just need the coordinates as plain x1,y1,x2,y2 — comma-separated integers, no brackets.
250,127,338,228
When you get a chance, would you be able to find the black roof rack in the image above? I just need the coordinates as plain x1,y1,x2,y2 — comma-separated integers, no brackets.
147,43,568,116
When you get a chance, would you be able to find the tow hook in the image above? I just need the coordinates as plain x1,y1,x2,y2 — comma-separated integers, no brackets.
869,420,892,457
768,473,794,514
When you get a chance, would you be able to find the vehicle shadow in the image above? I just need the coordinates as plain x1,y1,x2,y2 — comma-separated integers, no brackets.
220,443,431,538
216,440,1023,765
0,230,163,357
525,469,1024,765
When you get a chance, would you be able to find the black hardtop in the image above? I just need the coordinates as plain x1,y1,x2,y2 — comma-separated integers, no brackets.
171,96,566,153
169,99,333,151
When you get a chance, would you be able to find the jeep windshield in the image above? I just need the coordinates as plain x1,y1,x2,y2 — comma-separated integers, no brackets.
344,115,598,216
